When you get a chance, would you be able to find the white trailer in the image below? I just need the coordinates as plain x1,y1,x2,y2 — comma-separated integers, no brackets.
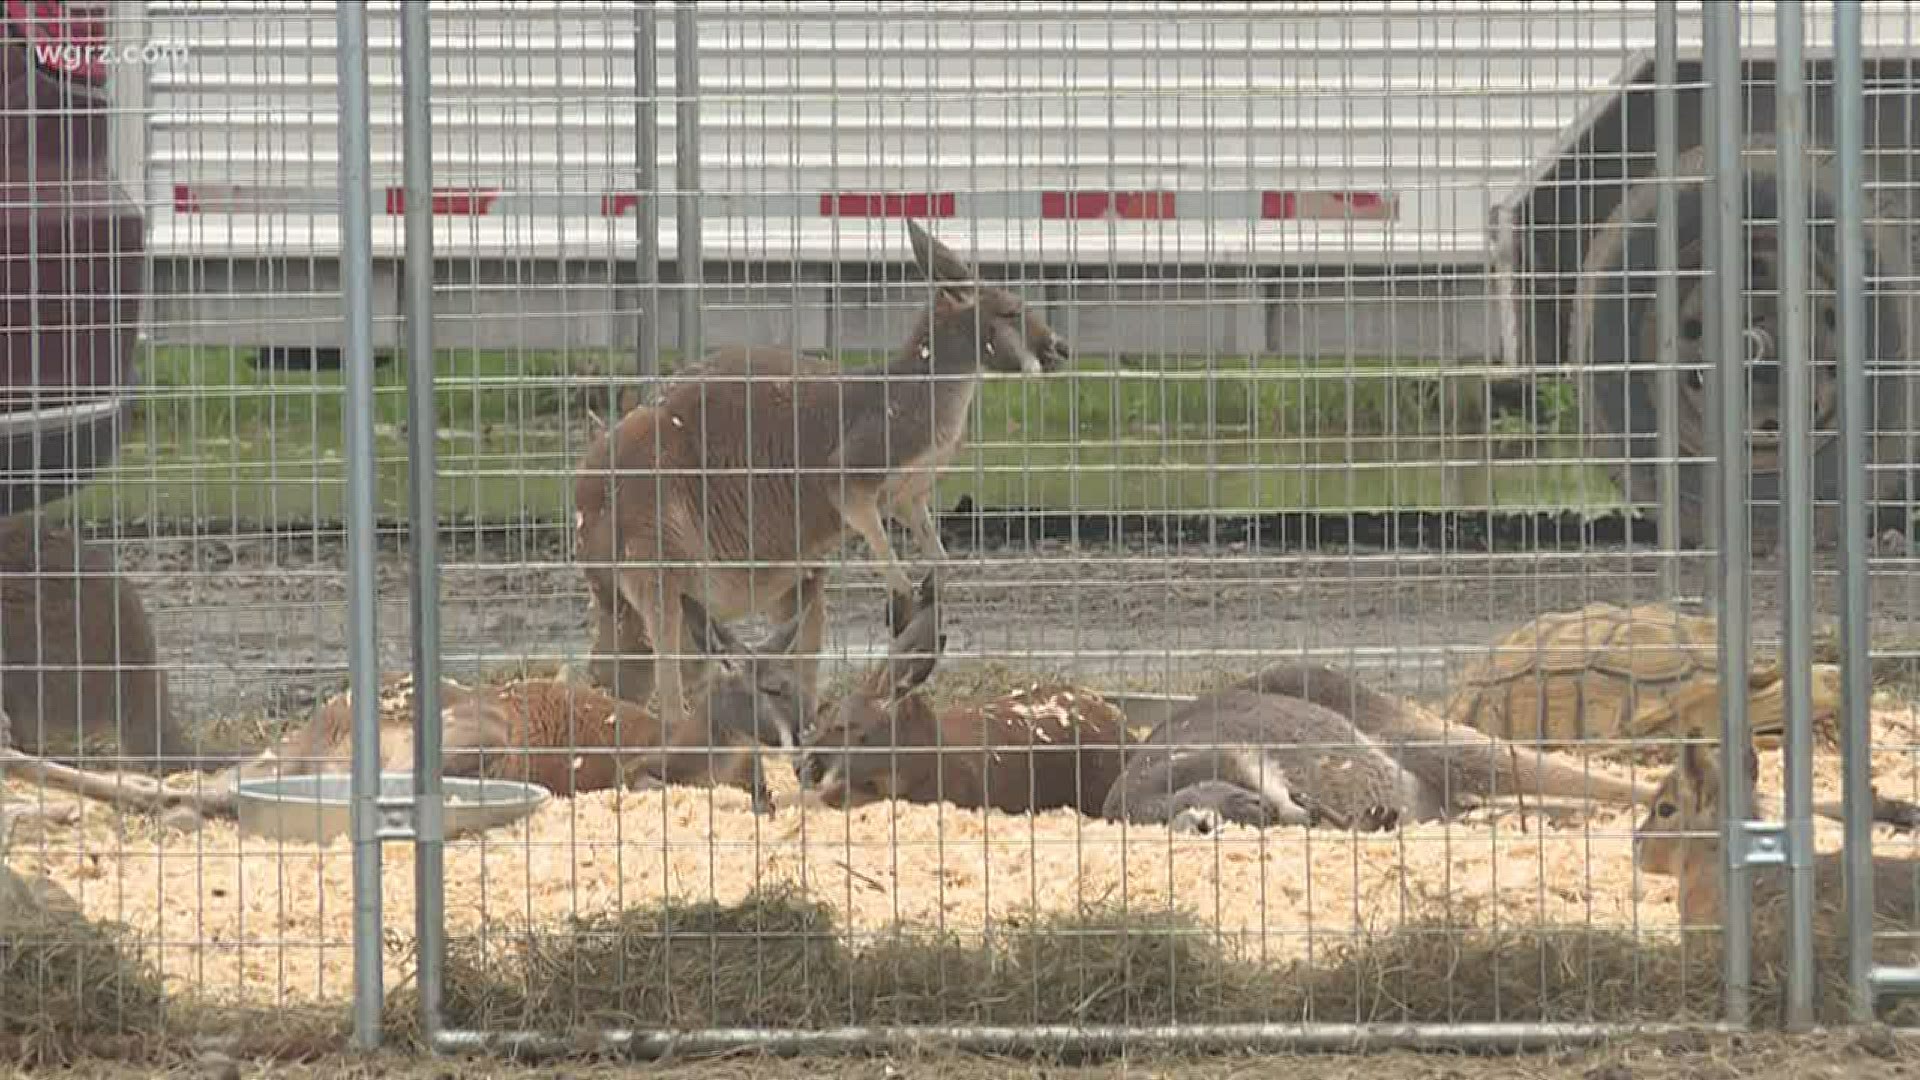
123,0,1673,363
116,1,1920,543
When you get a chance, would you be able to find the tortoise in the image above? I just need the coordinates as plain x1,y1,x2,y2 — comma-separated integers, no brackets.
1441,601,1844,761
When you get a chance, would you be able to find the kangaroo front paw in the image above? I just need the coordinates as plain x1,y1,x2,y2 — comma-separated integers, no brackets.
751,786,777,816
1353,804,1403,832
1170,805,1226,836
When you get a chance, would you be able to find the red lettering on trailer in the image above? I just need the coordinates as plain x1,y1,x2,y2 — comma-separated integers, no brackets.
1260,191,1397,221
1041,191,1177,220
600,192,643,217
383,187,501,216
818,192,957,218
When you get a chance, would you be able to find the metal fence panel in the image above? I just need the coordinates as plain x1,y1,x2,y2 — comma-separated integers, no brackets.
1839,0,1920,1027
9,0,1920,1062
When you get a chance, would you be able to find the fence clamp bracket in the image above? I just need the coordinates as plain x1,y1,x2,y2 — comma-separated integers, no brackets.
373,790,423,842
1731,818,1788,870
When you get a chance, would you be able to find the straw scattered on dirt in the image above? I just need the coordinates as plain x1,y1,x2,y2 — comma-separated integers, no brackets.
5,674,1920,1029
38,1030,1920,1080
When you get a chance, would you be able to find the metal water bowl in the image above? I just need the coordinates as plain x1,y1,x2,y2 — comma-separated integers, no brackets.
232,771,551,844
1096,691,1196,735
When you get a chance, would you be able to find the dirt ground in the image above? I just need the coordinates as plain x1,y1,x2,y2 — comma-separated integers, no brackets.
106,527,1920,739
10,531,1920,1075
8,1030,1919,1080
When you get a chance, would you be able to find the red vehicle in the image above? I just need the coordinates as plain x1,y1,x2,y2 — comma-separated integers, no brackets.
1,0,144,515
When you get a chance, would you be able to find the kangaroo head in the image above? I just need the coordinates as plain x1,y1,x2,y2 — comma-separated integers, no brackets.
1635,738,1756,874
906,219,1068,376
798,570,946,805
681,592,813,751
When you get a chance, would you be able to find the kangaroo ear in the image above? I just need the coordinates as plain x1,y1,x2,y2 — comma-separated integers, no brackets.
680,593,747,663
887,614,944,698
936,283,978,310
890,651,939,700
757,604,807,657
886,583,918,641
1679,743,1717,811
892,593,943,656
907,219,978,285
888,568,940,639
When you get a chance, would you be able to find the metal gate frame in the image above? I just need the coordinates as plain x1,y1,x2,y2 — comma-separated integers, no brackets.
315,0,1899,1056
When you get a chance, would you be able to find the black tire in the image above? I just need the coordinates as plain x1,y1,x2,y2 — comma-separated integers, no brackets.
1571,140,1918,550
0,398,130,517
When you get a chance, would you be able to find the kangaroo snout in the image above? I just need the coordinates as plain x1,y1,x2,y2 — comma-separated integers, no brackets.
797,748,831,788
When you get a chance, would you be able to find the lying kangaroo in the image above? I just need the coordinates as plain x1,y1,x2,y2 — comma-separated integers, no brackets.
1101,670,1431,835
574,219,1068,770
1636,740,1920,936
799,571,1131,817
6,593,814,825
1103,661,1679,835
1106,662,1920,836
249,592,812,813
0,515,197,774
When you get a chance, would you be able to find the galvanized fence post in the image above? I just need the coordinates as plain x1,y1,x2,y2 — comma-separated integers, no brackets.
672,1,703,365
399,0,447,1047
1704,0,1759,1028
1771,0,1819,1033
1654,0,1682,598
634,2,664,400
334,0,385,1052
1833,0,1880,1025
1701,4,1723,570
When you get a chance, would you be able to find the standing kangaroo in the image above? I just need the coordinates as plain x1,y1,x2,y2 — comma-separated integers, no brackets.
574,220,1068,762
0,515,196,774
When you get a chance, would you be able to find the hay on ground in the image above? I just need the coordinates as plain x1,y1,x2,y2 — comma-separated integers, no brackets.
0,863,170,1058
387,877,1920,1037
3,666,1919,1034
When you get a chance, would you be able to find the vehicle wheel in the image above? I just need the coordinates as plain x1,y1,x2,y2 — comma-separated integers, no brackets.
1570,139,1918,551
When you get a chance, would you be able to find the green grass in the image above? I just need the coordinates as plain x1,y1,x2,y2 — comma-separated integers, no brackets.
51,345,1624,528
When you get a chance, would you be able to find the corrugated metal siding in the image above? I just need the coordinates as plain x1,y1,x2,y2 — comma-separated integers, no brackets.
138,0,1735,269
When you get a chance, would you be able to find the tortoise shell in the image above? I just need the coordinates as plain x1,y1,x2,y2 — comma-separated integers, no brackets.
1441,601,1829,758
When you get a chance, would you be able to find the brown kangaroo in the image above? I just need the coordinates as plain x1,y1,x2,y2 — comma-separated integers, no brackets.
234,593,812,813
1635,739,1920,928
799,571,1130,817
574,219,1067,762
0,514,196,774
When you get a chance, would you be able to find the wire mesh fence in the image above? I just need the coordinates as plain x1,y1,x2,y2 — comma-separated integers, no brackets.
4,0,1920,1062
